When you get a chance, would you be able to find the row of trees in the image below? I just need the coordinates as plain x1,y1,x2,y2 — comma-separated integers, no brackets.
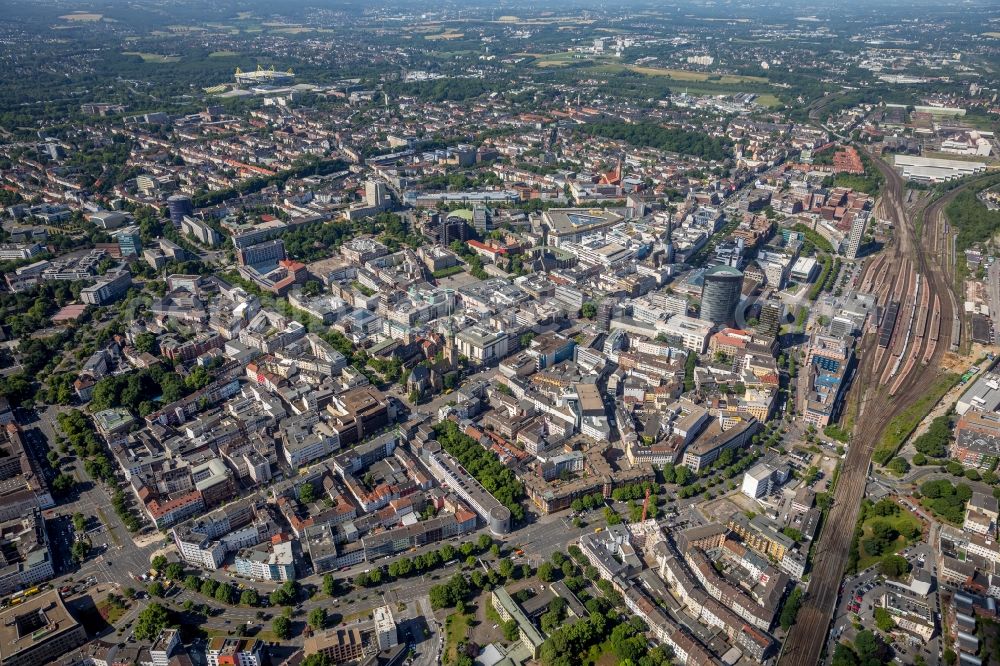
779,586,803,631
791,222,835,255
683,351,698,392
173,574,256,606
177,568,298,608
57,408,117,485
355,534,496,587
808,255,834,301
433,420,525,522
111,489,141,533
569,492,608,513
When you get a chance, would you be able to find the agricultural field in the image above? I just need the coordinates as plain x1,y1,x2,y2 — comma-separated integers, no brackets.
425,31,465,40
59,13,103,21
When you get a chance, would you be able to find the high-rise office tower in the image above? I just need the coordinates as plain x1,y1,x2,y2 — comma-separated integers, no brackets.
699,265,744,327
843,210,870,260
365,181,388,209
167,195,193,229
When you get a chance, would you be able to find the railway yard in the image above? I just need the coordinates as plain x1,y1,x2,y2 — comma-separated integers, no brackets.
779,154,963,666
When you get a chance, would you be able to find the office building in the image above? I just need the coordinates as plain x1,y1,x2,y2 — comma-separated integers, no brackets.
843,210,869,260
205,637,264,666
491,588,545,659
541,208,623,246
365,180,390,209
373,605,398,651
233,540,295,581
455,326,510,366
700,265,743,326
0,590,86,666
80,270,132,306
115,227,142,258
659,315,714,354
149,628,179,666
0,509,55,595
742,464,775,499
238,239,286,267
325,387,392,449
757,302,782,338
181,215,222,247
303,628,375,664
167,195,193,228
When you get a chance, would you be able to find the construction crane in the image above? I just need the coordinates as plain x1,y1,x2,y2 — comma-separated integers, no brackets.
640,486,652,522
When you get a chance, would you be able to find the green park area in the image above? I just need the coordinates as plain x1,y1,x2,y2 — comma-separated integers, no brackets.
443,611,472,665
850,498,923,571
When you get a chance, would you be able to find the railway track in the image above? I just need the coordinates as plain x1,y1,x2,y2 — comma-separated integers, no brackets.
778,153,957,666
916,174,1000,350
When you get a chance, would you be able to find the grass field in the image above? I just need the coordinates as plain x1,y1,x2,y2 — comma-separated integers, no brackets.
533,51,587,67
425,31,465,40
857,502,923,570
872,372,961,465
755,93,783,108
122,52,181,63
209,51,240,58
95,598,128,624
444,612,471,666
623,65,767,83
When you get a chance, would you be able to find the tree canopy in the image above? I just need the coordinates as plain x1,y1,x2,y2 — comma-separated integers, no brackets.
578,121,732,162
433,420,525,522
